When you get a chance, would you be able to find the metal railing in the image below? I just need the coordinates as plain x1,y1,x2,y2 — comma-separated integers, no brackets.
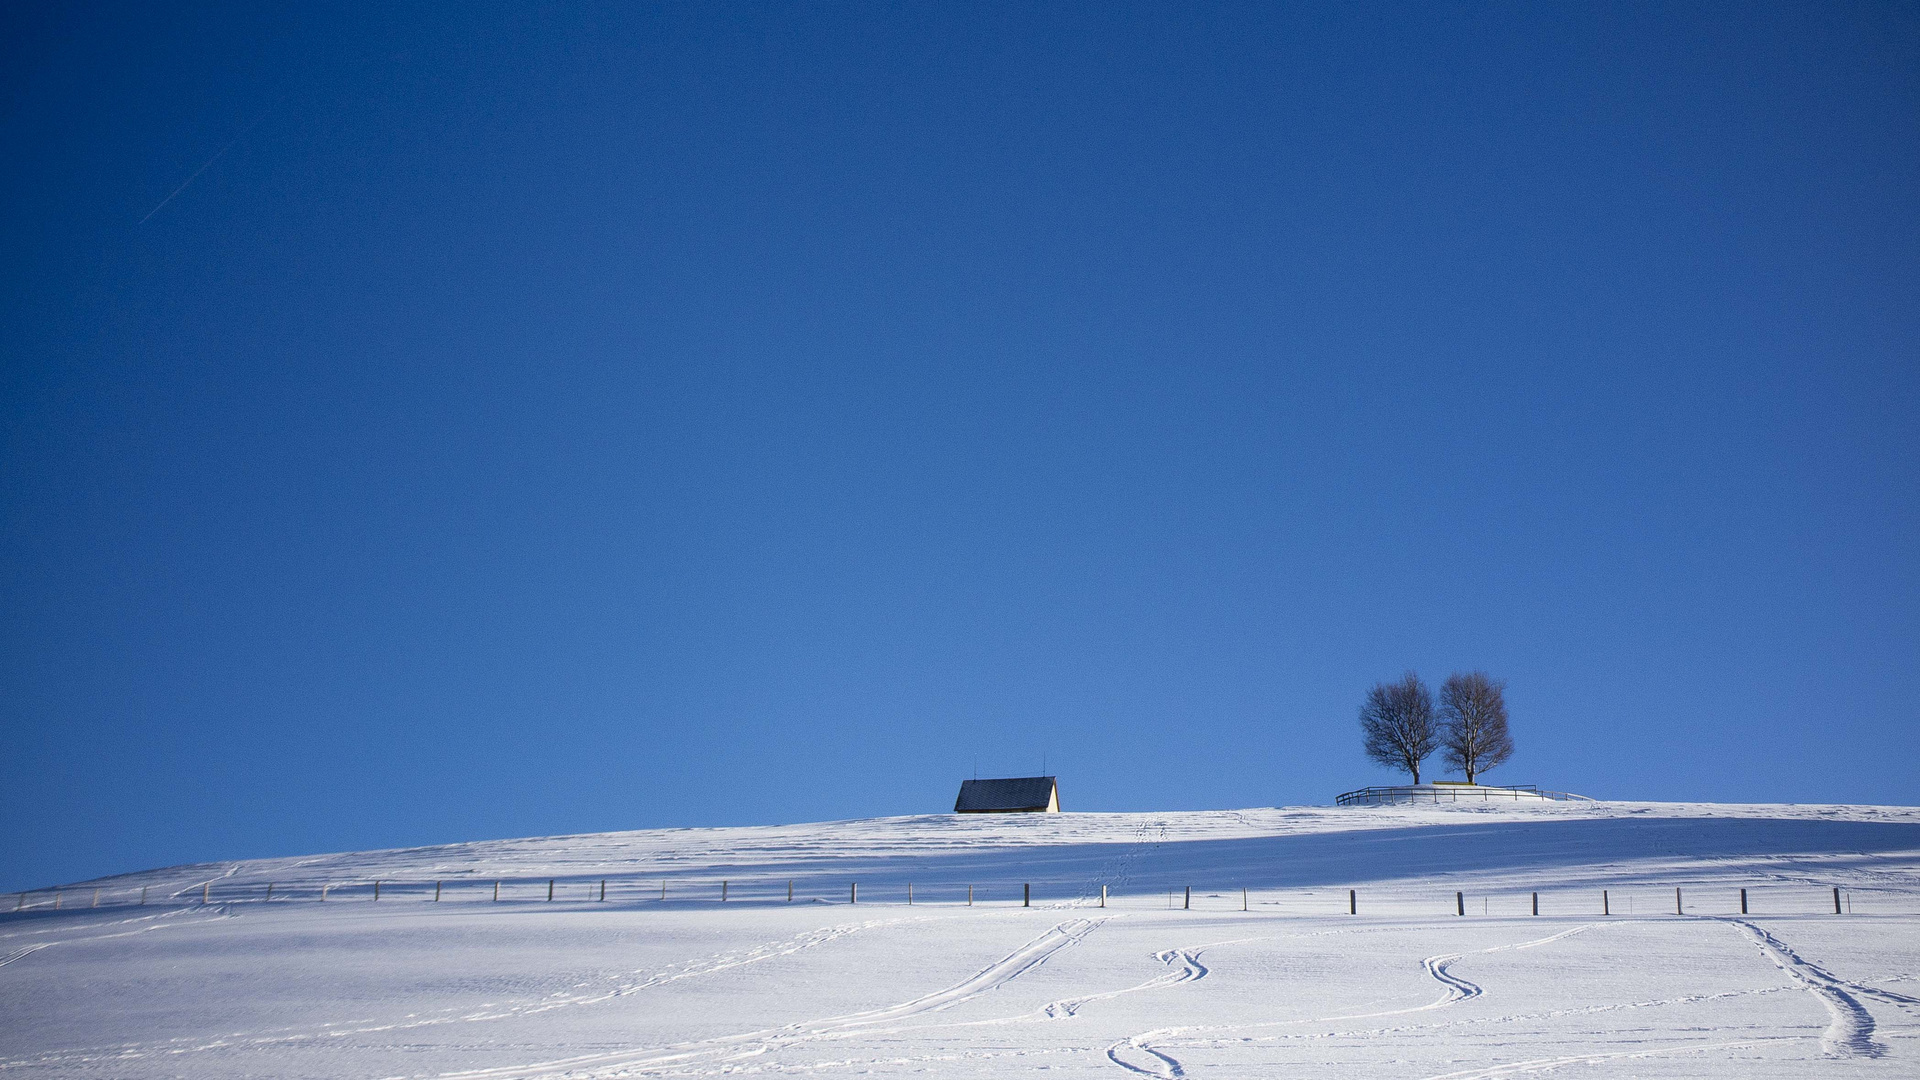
1335,784,1594,806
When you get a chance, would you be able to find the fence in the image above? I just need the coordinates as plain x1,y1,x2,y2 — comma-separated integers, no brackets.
7,876,1910,918
1336,784,1595,806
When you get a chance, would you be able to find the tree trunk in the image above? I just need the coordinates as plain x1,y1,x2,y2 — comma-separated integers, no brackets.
1412,764,1421,784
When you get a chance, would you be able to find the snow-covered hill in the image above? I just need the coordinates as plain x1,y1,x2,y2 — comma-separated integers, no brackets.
4,803,1918,1078
34,799,1920,913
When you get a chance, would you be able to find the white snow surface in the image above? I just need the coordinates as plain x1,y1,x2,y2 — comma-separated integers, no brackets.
5,801,1919,1078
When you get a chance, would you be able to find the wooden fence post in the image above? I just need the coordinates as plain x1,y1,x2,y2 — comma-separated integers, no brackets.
967,884,973,906
93,889,100,908
600,880,606,902
435,881,442,902
266,883,273,902
1456,891,1464,916
492,881,499,902
374,880,380,901
788,880,793,902
1532,892,1538,916
1184,886,1190,910
1349,889,1356,915
721,880,727,902
547,879,554,902
851,882,857,904
1024,883,1030,908
1101,884,1107,909
907,882,913,905
1675,887,1682,915
1834,887,1842,914
1602,889,1608,916
202,883,209,904
1740,887,1747,914
140,886,147,906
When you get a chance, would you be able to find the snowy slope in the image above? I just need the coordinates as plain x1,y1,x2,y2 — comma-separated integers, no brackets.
32,800,1920,913
4,803,1918,1078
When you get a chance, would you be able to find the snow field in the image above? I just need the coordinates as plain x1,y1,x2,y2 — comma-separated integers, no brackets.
3,801,1918,1078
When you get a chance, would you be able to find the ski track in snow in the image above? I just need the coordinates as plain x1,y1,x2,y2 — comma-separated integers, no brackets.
1105,922,1601,1077
1148,918,1920,1078
0,944,55,969
1722,916,1919,1058
1106,1032,1189,1079
1093,949,1213,1077
404,917,1105,1079
0,918,911,1073
1177,918,1920,1078
0,906,214,945
0,906,227,978
1047,946,1207,1020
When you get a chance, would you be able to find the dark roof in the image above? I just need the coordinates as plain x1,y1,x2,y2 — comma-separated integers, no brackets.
954,776,1058,813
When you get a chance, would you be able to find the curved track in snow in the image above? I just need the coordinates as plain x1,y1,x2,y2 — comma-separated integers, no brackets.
1099,949,1213,1077
1104,923,1601,1077
1722,917,1909,1058
415,917,1104,1080
0,917,903,1073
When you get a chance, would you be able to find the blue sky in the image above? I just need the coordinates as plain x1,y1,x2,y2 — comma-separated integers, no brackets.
3,2,1916,892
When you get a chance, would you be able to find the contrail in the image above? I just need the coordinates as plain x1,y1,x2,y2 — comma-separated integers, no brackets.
138,111,271,224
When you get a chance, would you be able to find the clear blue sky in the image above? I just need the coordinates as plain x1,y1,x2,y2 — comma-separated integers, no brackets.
4,2,1916,892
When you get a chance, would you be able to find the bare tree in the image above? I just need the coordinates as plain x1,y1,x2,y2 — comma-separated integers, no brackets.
1439,671,1513,784
1359,672,1438,784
